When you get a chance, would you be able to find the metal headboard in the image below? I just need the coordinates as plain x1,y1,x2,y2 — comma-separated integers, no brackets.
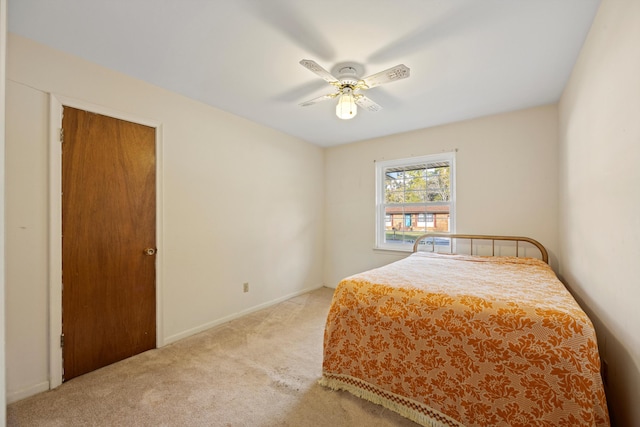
412,233,549,264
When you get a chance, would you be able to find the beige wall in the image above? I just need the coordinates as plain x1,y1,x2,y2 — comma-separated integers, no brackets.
5,34,325,401
558,0,640,425
324,105,559,287
1,0,7,421
5,78,50,401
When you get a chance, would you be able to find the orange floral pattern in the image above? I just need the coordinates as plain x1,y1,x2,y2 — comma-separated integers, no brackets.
321,253,609,427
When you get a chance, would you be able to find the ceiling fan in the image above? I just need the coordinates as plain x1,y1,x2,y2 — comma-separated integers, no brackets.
299,59,410,120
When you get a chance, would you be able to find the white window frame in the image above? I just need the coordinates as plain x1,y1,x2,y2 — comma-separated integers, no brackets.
375,152,456,251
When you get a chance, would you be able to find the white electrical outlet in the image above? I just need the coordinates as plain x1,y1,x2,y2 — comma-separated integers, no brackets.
243,282,249,293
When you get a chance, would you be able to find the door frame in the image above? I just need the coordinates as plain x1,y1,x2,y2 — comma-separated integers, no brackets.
48,94,164,389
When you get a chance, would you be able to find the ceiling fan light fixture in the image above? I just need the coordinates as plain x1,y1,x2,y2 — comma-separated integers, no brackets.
299,59,410,120
336,88,357,120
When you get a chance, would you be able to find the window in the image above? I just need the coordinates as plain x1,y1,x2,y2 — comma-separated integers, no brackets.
426,213,435,227
375,153,455,250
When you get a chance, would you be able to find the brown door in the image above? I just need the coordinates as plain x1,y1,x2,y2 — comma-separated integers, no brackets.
61,107,156,381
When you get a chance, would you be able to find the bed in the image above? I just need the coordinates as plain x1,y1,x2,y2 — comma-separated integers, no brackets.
320,234,609,427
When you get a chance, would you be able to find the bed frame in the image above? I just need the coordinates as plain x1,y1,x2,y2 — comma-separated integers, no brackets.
412,233,549,263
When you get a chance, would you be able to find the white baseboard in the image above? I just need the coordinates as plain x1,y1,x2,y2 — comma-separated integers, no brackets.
7,380,50,404
163,285,324,345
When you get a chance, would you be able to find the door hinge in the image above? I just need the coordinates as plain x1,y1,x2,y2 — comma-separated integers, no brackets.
60,333,65,348
60,128,64,143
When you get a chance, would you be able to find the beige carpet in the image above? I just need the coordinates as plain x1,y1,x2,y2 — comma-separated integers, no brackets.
7,287,418,426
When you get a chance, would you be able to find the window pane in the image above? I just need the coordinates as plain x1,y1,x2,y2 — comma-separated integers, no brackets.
404,190,426,203
426,166,450,202
404,169,426,192
385,173,402,188
384,173,404,203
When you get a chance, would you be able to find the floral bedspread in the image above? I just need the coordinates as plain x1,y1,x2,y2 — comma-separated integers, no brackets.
320,252,609,427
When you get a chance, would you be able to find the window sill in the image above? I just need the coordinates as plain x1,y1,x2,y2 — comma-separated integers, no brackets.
373,247,413,255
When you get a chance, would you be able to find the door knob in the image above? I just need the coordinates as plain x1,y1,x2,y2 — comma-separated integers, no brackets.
143,248,157,256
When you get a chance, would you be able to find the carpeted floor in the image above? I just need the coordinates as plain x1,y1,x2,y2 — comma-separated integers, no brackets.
7,287,418,426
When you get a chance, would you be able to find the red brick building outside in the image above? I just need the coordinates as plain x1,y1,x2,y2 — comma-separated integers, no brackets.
385,205,449,233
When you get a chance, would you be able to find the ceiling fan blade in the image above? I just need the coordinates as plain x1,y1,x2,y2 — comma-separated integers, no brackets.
300,59,339,85
246,0,335,61
273,80,328,103
299,92,339,107
368,4,477,63
359,64,410,89
355,95,383,112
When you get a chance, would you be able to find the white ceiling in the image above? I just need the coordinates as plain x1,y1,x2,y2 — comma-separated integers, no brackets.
8,0,600,147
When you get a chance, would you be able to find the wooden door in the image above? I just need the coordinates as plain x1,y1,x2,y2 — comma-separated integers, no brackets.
61,107,156,381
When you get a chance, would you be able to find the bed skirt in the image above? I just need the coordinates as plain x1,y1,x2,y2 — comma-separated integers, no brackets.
320,373,463,427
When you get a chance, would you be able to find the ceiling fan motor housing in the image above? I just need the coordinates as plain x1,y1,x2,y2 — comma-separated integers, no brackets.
337,66,359,87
